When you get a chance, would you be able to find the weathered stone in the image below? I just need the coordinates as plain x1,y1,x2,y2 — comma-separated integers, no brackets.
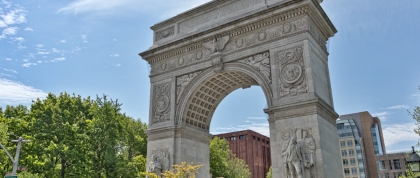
139,0,341,177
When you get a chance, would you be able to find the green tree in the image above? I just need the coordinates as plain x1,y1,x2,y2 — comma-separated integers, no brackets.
0,108,11,176
209,137,251,178
266,166,272,178
28,93,94,177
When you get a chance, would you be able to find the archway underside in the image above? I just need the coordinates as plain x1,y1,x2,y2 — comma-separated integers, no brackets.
183,71,258,131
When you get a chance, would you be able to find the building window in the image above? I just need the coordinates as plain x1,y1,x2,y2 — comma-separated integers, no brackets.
343,159,349,166
355,140,360,146
239,135,245,140
340,141,346,148
262,139,265,143
348,149,355,156
257,138,260,141
347,140,353,147
393,159,401,169
337,123,344,129
351,167,357,175
344,168,350,175
266,141,269,144
350,158,356,165
230,136,236,141
378,160,386,170
389,160,393,170
253,136,256,140
398,172,403,176
385,173,389,178
393,172,397,178
341,150,347,157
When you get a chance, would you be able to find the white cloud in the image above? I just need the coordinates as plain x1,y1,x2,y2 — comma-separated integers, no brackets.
384,105,410,110
0,7,26,25
37,51,50,55
14,36,24,42
110,53,119,57
37,60,42,63
24,27,33,31
0,26,18,38
371,111,391,121
5,58,11,61
57,0,210,19
116,63,121,67
0,73,14,78
81,35,87,42
0,78,47,104
35,44,43,48
50,57,65,62
246,116,266,120
22,63,36,67
3,68,17,73
382,123,418,147
59,40,66,43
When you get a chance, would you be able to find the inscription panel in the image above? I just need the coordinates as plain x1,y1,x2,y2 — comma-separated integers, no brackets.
178,0,264,34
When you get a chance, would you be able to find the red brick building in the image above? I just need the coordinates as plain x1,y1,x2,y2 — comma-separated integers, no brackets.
213,130,271,178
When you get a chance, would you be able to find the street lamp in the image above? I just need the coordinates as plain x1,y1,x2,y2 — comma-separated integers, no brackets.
407,146,420,173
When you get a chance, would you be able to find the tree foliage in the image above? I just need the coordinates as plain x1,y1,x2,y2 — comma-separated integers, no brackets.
143,162,202,178
0,92,148,178
209,137,251,178
266,166,272,178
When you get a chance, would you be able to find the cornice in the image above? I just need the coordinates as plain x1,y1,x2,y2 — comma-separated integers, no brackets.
140,1,335,67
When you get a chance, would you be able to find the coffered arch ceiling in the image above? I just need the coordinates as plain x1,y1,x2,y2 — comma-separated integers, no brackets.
177,63,273,132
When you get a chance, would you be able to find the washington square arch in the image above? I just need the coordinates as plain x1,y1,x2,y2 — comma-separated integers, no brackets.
139,0,343,177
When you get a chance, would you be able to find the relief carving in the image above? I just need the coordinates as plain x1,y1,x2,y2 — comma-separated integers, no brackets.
151,49,211,74
211,57,224,73
282,128,317,178
155,26,175,41
153,83,171,123
238,52,271,82
148,148,170,175
202,36,230,54
149,16,308,76
224,17,308,53
177,71,202,103
276,46,307,98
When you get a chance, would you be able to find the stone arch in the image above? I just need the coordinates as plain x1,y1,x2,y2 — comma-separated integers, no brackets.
175,62,274,132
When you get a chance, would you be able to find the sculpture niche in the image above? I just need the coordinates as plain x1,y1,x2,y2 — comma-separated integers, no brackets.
282,129,316,178
148,149,170,176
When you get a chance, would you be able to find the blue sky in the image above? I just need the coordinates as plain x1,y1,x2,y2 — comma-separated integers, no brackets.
0,0,419,153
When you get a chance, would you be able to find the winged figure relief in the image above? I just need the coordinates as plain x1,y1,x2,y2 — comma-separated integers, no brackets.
202,36,230,54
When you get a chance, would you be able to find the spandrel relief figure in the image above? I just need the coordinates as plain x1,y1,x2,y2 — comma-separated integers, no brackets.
282,128,317,178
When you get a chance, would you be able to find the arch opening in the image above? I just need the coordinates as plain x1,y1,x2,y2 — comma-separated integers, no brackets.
177,63,273,133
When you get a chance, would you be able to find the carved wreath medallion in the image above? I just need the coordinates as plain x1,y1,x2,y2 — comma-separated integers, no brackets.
276,46,307,98
153,83,171,123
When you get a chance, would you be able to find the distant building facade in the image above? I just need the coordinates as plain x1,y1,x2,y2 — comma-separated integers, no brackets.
337,119,368,178
338,111,387,178
376,152,408,178
213,130,270,178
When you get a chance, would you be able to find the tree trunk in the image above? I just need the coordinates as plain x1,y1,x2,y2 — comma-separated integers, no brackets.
60,158,66,178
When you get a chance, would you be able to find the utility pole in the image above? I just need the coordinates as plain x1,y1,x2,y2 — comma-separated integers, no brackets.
0,136,31,176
